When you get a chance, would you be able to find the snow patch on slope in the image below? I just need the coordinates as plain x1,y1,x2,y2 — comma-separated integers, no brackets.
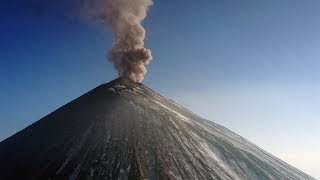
153,100,192,124
190,131,240,180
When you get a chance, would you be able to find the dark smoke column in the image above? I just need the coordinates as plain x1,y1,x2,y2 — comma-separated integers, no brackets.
101,0,153,82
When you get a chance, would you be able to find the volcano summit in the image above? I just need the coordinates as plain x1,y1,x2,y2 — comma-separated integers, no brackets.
0,78,315,180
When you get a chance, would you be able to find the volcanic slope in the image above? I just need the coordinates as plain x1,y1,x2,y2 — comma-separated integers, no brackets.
0,78,315,180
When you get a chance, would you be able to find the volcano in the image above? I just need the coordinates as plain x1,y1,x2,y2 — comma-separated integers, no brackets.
0,78,315,180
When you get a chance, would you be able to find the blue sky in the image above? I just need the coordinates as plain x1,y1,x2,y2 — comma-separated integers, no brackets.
1,0,319,178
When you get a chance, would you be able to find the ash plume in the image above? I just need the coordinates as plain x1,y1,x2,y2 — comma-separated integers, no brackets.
87,0,153,82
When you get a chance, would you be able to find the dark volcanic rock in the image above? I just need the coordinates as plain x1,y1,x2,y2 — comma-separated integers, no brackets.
0,78,315,180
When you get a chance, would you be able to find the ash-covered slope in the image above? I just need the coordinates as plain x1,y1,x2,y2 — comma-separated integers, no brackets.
0,78,315,180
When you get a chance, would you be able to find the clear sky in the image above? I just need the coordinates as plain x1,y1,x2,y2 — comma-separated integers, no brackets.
1,0,319,178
